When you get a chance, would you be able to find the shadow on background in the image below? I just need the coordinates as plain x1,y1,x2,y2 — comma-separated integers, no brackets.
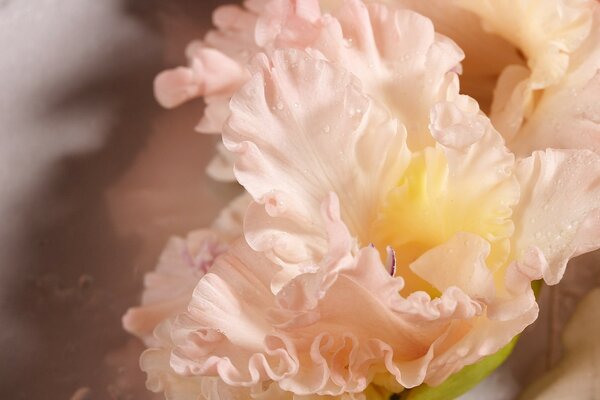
2,0,227,398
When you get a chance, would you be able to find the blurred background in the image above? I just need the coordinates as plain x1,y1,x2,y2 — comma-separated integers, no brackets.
0,1,598,399
0,1,241,398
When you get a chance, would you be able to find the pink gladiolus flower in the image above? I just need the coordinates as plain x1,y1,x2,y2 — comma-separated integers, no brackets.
129,0,600,398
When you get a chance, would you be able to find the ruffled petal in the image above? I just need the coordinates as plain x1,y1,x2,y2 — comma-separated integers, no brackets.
224,48,409,268
122,194,250,344
122,230,229,345
144,318,393,399
509,6,600,156
392,0,523,112
308,0,464,150
141,319,255,400
154,2,261,134
168,194,538,395
512,149,600,284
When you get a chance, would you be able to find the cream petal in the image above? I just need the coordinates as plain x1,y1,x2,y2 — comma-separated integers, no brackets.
458,0,595,89
410,233,495,303
122,231,229,345
391,0,523,112
513,149,600,285
224,49,408,267
520,289,600,400
509,6,600,156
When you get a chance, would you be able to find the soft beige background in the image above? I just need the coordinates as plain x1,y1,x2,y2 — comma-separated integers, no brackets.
0,1,598,399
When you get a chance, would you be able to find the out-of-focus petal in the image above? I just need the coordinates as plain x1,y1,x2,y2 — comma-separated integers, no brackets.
458,0,595,89
520,289,600,400
154,46,248,109
210,192,252,241
488,65,532,143
391,0,523,113
206,142,238,182
255,0,322,47
122,230,229,345
509,6,600,156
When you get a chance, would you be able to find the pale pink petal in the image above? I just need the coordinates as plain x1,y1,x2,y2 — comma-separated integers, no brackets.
143,319,388,399
168,194,537,395
431,99,519,253
512,149,600,284
154,46,247,109
307,0,464,150
210,192,252,241
154,2,261,134
122,193,250,344
206,142,238,182
244,0,273,14
205,4,261,61
255,0,322,47
122,230,229,345
195,97,232,134
224,49,408,268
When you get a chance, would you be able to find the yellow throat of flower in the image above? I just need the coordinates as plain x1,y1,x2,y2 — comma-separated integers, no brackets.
371,146,514,296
